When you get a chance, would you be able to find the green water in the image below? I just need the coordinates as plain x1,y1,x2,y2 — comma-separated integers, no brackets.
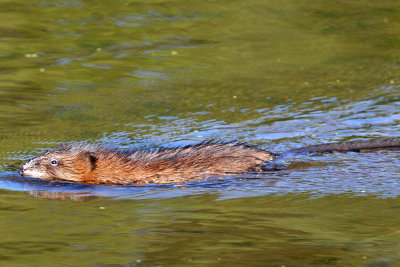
0,0,399,266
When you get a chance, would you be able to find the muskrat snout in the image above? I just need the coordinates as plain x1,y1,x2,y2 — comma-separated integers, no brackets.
19,158,40,177
19,163,28,176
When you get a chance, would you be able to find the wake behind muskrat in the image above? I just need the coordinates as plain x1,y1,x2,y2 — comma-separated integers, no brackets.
20,138,400,185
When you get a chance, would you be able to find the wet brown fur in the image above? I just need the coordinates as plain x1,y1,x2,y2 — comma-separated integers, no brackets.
20,142,276,185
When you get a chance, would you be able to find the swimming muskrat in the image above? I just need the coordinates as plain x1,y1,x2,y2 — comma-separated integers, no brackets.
19,138,400,185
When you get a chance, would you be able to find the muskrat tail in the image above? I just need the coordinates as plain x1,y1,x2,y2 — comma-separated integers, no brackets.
283,138,400,155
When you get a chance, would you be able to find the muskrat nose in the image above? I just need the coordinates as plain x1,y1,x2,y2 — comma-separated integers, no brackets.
19,166,27,176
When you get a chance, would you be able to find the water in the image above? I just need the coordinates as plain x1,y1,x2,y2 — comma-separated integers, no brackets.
0,0,399,265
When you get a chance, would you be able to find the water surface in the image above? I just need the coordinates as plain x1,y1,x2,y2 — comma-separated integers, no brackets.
0,0,399,265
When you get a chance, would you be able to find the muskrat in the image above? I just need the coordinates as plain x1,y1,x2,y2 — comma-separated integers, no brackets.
19,138,400,185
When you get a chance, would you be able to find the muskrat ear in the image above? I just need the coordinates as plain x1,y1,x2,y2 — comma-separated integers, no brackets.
77,151,98,171
87,152,97,171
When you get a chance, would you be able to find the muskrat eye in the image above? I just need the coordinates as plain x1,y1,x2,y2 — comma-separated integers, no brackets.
50,159,58,166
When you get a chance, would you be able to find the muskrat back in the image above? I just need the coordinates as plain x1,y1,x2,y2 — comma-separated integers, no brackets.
20,142,276,184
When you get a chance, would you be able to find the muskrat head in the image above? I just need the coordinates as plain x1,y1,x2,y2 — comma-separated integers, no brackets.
20,144,98,182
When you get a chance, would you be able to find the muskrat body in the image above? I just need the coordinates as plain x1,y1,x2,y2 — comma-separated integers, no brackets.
20,142,276,184
20,138,400,185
